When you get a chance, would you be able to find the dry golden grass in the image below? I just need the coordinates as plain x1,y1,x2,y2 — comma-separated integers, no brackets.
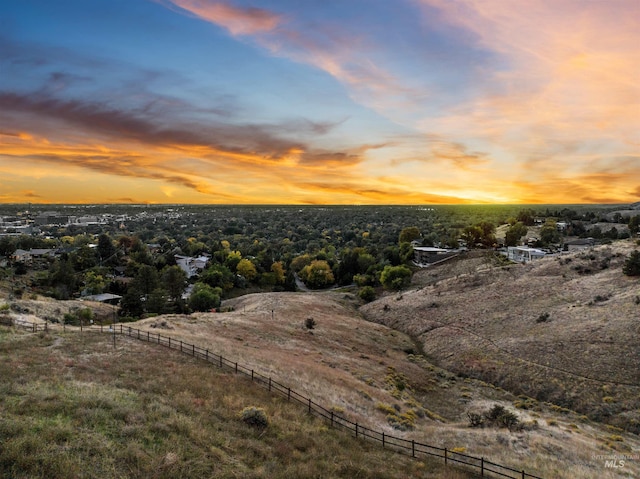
362,240,640,472
2,240,639,478
0,328,472,479
117,289,638,478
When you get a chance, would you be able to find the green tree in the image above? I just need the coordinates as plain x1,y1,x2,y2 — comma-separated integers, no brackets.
49,258,77,299
290,253,312,272
539,221,561,246
161,265,187,303
300,260,335,289
505,222,528,246
463,222,496,247
516,209,537,226
147,288,169,314
132,265,159,301
83,270,106,295
71,245,97,271
0,237,16,257
188,283,221,311
380,265,412,290
336,249,359,285
623,250,640,276
121,288,144,317
399,226,420,244
97,233,117,265
201,264,234,291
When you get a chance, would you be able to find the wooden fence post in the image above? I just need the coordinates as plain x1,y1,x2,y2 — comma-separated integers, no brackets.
330,411,334,427
355,423,358,438
412,440,415,458
205,350,209,361
192,344,195,356
268,377,272,392
481,457,484,477
308,398,312,413
444,448,447,465
287,387,291,401
382,433,385,448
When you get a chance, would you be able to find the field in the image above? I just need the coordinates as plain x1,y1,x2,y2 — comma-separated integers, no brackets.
361,240,640,434
0,328,469,479
1,232,639,478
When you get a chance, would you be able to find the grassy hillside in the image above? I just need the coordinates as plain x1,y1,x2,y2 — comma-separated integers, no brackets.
361,240,640,436
2,241,639,478
0,328,468,479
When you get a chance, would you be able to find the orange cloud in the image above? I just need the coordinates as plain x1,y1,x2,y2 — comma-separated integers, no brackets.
168,1,282,35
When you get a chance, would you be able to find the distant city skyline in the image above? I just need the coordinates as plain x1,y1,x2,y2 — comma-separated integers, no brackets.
1,0,638,205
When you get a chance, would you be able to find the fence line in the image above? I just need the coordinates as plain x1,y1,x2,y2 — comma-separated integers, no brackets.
3,319,543,479
116,324,543,479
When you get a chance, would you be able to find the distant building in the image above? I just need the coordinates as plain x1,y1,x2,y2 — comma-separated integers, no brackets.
507,246,546,263
10,248,55,264
565,238,595,252
175,254,210,278
413,246,460,265
80,293,122,305
34,212,69,226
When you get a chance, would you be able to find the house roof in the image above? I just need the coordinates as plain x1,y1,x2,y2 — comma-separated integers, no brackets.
81,293,122,303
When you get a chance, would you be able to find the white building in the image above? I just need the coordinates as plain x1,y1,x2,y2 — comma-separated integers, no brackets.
175,254,210,278
507,246,546,263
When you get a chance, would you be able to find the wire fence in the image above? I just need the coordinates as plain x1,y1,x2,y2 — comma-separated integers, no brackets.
3,318,544,479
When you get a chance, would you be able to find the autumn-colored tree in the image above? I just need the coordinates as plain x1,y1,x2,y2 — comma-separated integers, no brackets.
300,260,335,289
271,261,285,284
237,258,257,281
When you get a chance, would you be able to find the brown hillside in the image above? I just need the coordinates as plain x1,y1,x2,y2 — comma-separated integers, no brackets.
114,291,640,478
361,240,640,433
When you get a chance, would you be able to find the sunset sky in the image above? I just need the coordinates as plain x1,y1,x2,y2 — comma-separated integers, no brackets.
1,0,639,205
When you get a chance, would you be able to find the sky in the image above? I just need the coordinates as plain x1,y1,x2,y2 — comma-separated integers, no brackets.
1,0,639,205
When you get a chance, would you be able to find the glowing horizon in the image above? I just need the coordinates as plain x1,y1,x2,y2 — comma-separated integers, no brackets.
1,1,639,205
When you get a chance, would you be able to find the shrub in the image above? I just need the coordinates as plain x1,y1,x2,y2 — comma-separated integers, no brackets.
238,406,269,429
467,412,485,428
358,286,376,302
536,312,550,323
468,404,522,431
304,317,316,330
622,250,640,276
